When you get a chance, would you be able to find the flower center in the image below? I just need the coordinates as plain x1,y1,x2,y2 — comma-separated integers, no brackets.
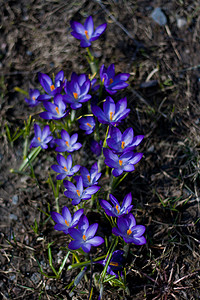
109,78,113,85
121,141,125,149
76,189,80,197
55,106,60,114
82,234,86,240
110,112,114,121
84,30,89,40
65,220,69,226
86,122,92,128
65,141,69,147
115,205,120,214
109,262,119,267
87,175,91,182
50,84,55,91
63,166,68,172
102,77,105,83
32,96,36,101
119,159,123,166
73,92,78,99
127,228,132,235
37,137,41,141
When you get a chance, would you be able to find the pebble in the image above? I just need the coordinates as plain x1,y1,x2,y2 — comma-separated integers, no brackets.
12,195,18,205
151,7,167,26
9,214,18,221
177,17,187,28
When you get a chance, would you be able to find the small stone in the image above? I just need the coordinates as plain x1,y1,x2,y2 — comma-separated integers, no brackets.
151,7,167,26
177,18,187,28
9,214,18,221
12,195,18,205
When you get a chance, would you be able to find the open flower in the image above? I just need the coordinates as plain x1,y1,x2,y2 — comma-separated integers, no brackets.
64,176,100,205
25,89,40,107
100,64,130,95
78,116,96,135
70,16,107,48
103,148,143,177
63,72,91,110
54,129,82,153
96,250,124,278
40,94,69,120
51,206,84,235
51,154,80,180
107,127,144,154
112,213,146,245
79,162,101,187
68,215,104,253
38,71,65,101
100,193,133,217
30,124,53,149
92,96,130,126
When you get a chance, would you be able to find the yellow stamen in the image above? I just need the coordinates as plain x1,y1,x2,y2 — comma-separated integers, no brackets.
76,189,80,197
73,92,78,99
109,78,113,85
65,220,69,226
65,141,69,147
121,141,125,149
115,205,120,214
50,84,55,91
63,166,68,172
109,262,119,267
82,234,86,240
37,137,41,141
85,30,89,40
127,228,132,235
119,159,123,166
86,122,92,128
110,111,114,121
102,77,105,83
55,106,60,114
32,96,36,101
87,175,91,182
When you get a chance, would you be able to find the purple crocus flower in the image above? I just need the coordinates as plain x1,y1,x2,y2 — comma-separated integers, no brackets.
51,154,80,180
112,213,146,245
70,16,107,48
38,71,65,101
100,64,130,95
54,129,82,153
63,176,100,205
100,193,133,217
92,96,130,126
51,206,84,235
91,140,103,157
63,72,91,110
96,250,124,278
68,215,104,253
103,148,143,177
25,89,40,107
107,127,144,154
30,124,53,149
78,116,95,135
79,162,101,188
40,94,69,120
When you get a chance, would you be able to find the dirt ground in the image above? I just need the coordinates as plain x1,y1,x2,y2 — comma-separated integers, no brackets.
0,0,200,299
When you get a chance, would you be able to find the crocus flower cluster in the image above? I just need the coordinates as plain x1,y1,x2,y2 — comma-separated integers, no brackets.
24,16,147,297
51,209,104,253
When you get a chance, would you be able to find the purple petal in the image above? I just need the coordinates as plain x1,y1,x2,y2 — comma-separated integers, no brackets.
68,239,82,250
88,236,104,246
86,223,98,239
62,206,71,223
